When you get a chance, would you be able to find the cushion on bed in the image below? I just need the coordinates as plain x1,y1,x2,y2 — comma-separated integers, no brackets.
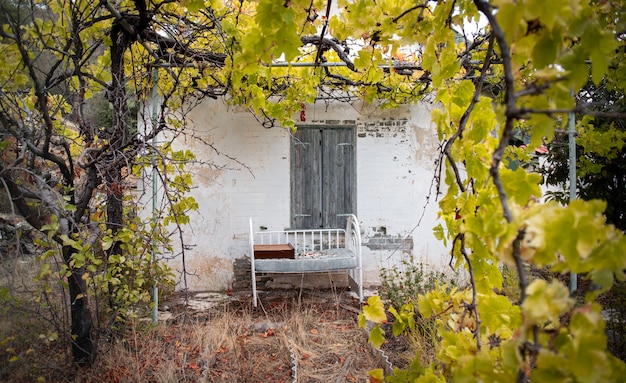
254,248,357,272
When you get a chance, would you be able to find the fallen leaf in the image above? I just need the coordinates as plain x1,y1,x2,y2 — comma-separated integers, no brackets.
310,328,318,334
260,328,275,338
186,362,200,370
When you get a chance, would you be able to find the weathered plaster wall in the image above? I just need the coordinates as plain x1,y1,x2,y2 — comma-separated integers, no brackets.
144,98,450,291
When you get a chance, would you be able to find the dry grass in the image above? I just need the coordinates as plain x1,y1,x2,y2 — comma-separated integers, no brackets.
86,293,384,383
2,290,407,383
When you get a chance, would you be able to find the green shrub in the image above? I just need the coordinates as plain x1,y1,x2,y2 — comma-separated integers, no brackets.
379,260,456,308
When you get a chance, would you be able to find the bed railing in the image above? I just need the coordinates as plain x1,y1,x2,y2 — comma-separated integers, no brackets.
249,214,363,306
253,228,345,255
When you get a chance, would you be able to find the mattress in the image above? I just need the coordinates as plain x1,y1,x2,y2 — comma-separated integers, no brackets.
254,248,357,272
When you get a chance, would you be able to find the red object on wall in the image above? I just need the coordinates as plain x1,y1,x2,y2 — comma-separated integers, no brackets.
300,103,306,121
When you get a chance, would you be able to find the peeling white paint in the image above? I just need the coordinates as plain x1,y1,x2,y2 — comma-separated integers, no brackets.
140,98,450,291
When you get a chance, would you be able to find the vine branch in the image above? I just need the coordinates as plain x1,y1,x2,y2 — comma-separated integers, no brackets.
473,2,538,381
453,233,482,350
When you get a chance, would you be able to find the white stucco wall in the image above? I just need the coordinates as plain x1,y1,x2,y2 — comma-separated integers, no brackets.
145,98,450,291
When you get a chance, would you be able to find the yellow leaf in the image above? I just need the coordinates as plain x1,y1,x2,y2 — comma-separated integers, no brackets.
368,368,385,382
363,296,387,324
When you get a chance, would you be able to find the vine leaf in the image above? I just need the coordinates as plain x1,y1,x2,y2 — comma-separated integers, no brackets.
363,295,388,324
369,324,386,349
367,368,385,383
500,167,542,206
521,279,574,326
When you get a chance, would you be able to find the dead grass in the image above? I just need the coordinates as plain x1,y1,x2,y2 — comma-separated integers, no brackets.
86,293,383,383
2,290,409,382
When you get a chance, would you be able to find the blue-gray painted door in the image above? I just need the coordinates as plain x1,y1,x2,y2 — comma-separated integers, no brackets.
291,127,355,229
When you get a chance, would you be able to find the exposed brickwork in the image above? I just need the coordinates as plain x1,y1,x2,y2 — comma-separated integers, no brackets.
362,234,414,251
357,118,409,138
307,117,409,139
232,257,252,291
232,256,349,293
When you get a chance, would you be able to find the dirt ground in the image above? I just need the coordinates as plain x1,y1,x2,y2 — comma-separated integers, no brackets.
0,284,412,383
21,288,411,383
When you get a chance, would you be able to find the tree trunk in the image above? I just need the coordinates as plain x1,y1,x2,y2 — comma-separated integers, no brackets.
105,169,124,313
0,162,94,365
63,243,93,366
105,16,132,316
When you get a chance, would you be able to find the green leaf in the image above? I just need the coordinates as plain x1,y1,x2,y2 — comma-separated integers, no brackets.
589,268,614,293
102,236,113,251
529,114,556,149
181,0,204,12
531,350,570,382
358,312,367,328
583,26,617,85
389,303,415,336
433,224,445,242
477,293,520,337
522,279,574,326
369,324,385,349
590,47,609,85
532,31,558,69
500,167,542,206
451,80,475,108
354,49,373,70
495,3,524,39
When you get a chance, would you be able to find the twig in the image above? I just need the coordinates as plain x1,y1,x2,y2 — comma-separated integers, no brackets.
453,233,481,350
392,3,429,23
335,356,353,383
314,0,333,67
442,34,495,193
339,303,361,315
301,36,355,71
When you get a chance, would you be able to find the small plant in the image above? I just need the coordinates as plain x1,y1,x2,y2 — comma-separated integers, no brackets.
379,260,456,308
375,261,459,369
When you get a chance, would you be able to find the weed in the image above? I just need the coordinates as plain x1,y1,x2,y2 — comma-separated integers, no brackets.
377,260,459,368
379,260,456,308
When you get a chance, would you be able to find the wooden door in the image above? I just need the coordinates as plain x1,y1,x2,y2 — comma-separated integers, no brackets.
291,127,355,229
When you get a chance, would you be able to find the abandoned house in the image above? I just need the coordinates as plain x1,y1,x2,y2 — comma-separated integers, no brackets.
138,97,450,294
